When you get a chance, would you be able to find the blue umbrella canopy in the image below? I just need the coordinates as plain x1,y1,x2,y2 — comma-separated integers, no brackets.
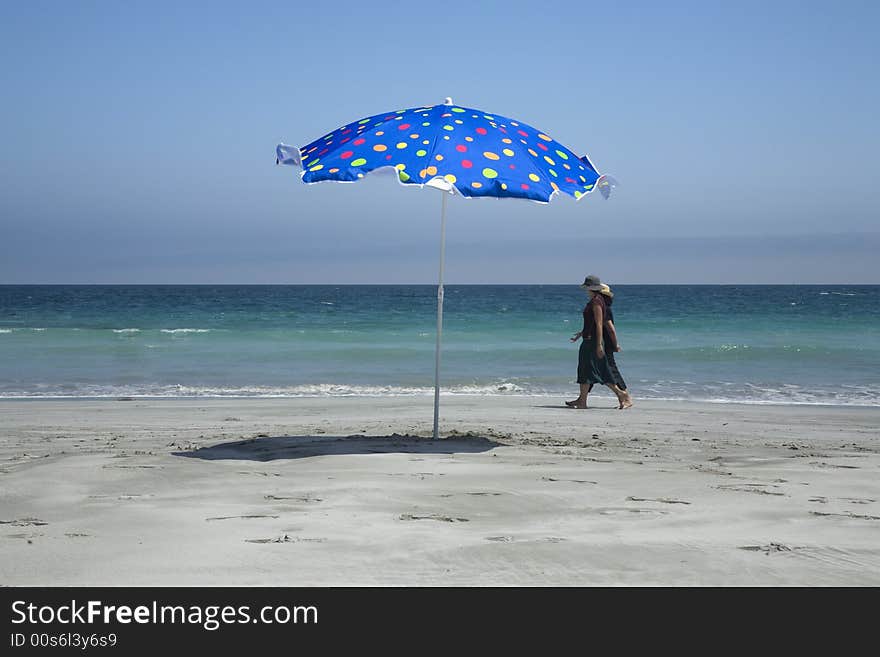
276,99,614,439
276,98,613,202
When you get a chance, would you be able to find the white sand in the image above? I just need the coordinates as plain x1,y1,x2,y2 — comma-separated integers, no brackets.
1,396,878,585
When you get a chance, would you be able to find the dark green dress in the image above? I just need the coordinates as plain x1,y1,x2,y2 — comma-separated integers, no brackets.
577,295,627,389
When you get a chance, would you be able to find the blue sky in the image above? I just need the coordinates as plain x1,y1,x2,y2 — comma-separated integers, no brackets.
1,0,877,283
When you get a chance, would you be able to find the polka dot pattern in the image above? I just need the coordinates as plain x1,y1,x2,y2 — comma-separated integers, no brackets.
290,102,603,202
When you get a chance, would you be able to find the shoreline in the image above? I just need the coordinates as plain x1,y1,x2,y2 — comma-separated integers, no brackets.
1,394,877,409
2,396,878,585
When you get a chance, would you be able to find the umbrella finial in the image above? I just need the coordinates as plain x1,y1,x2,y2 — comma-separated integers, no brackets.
443,97,454,106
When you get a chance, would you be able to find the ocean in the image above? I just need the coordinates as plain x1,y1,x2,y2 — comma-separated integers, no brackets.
1,285,877,406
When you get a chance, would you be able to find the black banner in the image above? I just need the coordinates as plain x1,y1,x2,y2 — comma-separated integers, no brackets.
1,587,873,651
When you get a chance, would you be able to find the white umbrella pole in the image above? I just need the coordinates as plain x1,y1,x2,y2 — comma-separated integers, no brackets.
433,191,448,440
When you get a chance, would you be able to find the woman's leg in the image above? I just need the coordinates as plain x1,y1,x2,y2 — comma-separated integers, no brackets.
569,341,594,408
606,383,633,409
566,383,592,408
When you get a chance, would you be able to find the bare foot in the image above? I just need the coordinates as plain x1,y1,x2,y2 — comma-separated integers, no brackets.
618,393,633,410
565,399,587,409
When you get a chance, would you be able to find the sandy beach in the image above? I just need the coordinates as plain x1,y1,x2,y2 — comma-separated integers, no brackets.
1,396,878,586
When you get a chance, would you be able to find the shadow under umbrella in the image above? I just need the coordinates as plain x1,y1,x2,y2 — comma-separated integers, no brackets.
173,433,502,462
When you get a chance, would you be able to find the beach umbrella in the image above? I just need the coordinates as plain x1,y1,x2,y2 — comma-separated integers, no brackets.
276,98,615,439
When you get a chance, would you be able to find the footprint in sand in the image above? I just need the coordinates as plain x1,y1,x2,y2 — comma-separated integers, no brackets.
399,514,469,523
841,497,876,505
626,496,691,505
596,507,668,516
739,543,798,555
714,484,786,496
810,511,880,521
5,533,44,540
0,518,48,527
542,477,597,484
205,514,280,522
264,495,322,503
440,492,503,498
245,535,326,544
484,535,568,543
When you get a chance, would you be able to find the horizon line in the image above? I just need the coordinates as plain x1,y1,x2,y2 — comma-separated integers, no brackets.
2,282,878,287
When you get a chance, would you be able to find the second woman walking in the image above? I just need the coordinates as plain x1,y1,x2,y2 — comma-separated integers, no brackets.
566,274,632,409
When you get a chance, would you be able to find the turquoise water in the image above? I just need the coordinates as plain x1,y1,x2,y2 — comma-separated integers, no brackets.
1,285,878,405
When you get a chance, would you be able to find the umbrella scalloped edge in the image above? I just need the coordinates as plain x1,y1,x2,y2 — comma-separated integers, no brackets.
278,148,616,205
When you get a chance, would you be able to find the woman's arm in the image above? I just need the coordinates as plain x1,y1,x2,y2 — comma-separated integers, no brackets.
605,319,621,352
592,303,604,358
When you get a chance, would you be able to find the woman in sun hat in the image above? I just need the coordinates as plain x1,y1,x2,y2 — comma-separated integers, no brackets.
566,275,632,409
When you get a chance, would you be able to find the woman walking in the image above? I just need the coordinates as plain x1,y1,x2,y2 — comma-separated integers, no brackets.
566,275,632,409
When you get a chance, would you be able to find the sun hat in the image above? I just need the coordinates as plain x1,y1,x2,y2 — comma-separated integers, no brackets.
580,274,603,291
598,283,613,298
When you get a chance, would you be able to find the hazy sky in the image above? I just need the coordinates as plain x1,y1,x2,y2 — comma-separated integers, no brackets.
1,0,877,283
